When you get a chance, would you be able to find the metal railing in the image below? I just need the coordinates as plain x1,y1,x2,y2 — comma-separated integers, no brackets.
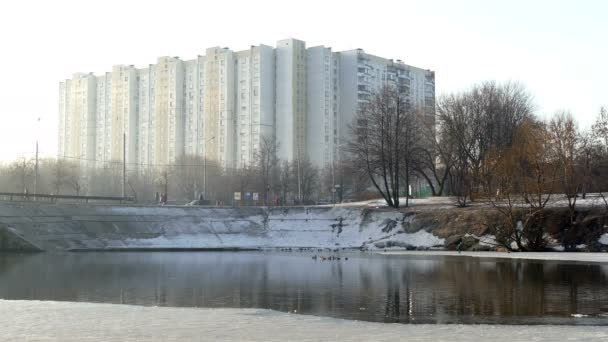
0,192,134,204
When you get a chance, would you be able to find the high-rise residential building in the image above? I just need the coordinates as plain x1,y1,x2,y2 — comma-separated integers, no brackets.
203,47,235,169
183,56,205,158
276,38,307,163
92,65,139,169
110,65,138,166
58,39,435,174
180,45,276,169
136,66,154,169
94,72,111,168
339,49,436,149
153,57,184,167
234,45,275,168
58,72,97,167
306,46,340,169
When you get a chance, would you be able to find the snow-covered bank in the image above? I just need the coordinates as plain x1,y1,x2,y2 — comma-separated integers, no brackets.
0,201,606,252
0,300,606,342
336,193,608,209
0,202,446,251
379,251,608,263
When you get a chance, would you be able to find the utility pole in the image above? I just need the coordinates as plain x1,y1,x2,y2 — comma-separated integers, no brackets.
331,159,335,206
34,117,40,197
34,140,39,196
203,154,206,200
122,132,126,198
297,143,302,204
203,136,215,200
21,158,26,193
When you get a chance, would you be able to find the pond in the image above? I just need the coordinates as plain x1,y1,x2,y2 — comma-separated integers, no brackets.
0,251,607,325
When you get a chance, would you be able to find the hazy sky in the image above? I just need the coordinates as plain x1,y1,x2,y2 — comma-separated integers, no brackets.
0,0,605,161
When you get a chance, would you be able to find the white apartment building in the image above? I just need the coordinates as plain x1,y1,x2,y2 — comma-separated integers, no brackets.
59,39,435,174
234,45,275,168
94,72,111,168
183,56,205,158
92,66,138,169
276,38,307,163
203,47,235,169
306,46,340,169
58,72,97,167
110,65,138,166
137,66,154,169
149,56,185,167
339,49,436,149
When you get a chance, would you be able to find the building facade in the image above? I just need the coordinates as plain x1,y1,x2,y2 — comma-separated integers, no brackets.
339,49,436,155
234,45,275,168
275,38,307,163
306,46,340,169
58,39,435,173
58,72,97,168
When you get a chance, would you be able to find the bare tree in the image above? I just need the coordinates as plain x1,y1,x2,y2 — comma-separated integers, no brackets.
7,157,33,193
484,120,557,251
400,108,424,207
292,158,319,204
549,111,580,224
414,120,453,196
592,106,608,209
66,162,84,196
576,129,597,199
255,136,279,206
347,85,418,208
437,93,474,206
277,160,292,205
437,81,534,204
171,155,205,200
592,106,608,147
336,159,369,200
50,158,70,195
225,164,258,203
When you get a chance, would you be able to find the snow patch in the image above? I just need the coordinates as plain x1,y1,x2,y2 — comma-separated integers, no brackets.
464,234,496,247
367,230,444,250
599,234,608,245
108,208,444,250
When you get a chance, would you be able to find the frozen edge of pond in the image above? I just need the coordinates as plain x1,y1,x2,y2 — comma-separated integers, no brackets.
378,250,608,263
1,300,607,342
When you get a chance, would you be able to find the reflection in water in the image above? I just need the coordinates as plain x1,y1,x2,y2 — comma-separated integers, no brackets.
0,252,607,325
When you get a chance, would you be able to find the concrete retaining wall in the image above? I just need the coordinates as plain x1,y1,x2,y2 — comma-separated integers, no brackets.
11,202,600,253
0,202,447,252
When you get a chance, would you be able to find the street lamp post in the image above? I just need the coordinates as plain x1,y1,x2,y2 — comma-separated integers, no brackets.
334,184,341,205
34,140,38,195
34,117,41,197
203,136,215,201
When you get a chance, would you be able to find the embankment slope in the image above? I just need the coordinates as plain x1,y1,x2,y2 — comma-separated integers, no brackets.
0,202,605,252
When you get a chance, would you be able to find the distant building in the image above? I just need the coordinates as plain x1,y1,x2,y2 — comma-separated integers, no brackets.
339,49,436,155
58,39,435,172
275,38,308,163
234,45,275,168
306,45,340,169
59,72,97,168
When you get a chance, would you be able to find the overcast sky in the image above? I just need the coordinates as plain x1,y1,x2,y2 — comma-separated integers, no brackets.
0,0,605,161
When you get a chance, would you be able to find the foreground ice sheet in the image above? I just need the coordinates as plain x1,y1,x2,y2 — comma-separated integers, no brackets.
379,251,608,263
1,300,606,341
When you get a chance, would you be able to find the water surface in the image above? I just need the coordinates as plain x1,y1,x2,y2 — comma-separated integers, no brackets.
1,251,607,325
